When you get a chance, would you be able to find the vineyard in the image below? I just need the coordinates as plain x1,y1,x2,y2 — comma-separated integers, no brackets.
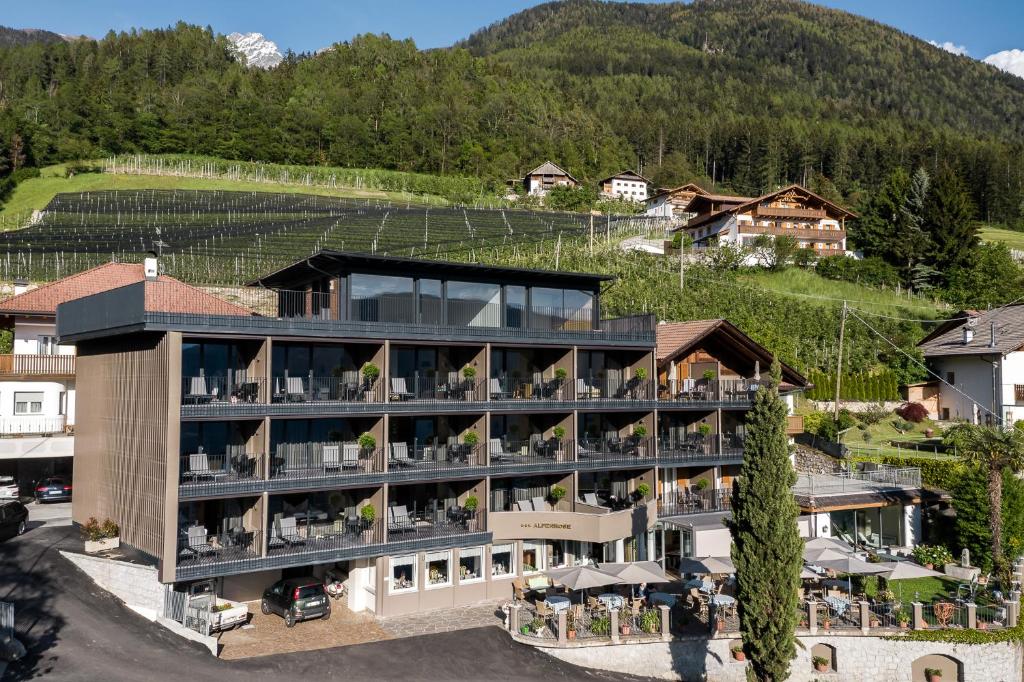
0,189,667,284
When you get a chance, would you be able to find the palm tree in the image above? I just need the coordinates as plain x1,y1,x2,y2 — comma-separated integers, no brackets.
946,423,1024,579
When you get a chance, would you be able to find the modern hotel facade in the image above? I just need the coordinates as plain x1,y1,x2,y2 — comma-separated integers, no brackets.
59,251,818,617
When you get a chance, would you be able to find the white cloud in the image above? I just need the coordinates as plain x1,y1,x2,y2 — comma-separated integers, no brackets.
928,40,969,56
984,49,1024,79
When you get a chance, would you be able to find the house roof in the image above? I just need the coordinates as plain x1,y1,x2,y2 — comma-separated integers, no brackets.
0,262,253,318
685,184,856,230
656,318,808,388
598,170,651,185
526,161,578,183
646,182,709,203
917,306,1024,357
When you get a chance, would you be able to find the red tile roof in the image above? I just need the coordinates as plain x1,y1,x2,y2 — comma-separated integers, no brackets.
0,262,252,317
656,319,724,361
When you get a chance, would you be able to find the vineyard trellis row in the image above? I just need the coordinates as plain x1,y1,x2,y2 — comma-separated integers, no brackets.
0,189,673,285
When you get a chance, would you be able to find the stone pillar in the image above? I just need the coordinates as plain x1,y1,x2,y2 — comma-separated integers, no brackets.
966,602,977,629
610,608,620,644
859,600,870,634
1007,600,1019,627
659,604,671,641
558,610,567,647
510,604,522,633
808,601,819,635
912,602,924,630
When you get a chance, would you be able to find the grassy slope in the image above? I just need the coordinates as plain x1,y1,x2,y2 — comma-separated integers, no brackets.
738,268,948,316
980,225,1024,251
0,164,448,225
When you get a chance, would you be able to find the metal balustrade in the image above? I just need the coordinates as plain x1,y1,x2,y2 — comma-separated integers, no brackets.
266,517,385,558
658,378,758,405
657,489,732,517
576,436,657,464
176,524,262,571
388,375,486,403
487,374,573,402
657,435,724,462
178,451,264,494
270,443,385,482
574,374,654,402
488,438,575,470
269,375,383,404
386,441,486,480
181,375,265,405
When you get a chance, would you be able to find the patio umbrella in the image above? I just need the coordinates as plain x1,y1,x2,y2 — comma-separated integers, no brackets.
804,537,855,553
878,561,945,601
803,547,852,563
816,556,890,597
599,561,668,595
677,556,735,575
545,565,623,591
800,567,821,580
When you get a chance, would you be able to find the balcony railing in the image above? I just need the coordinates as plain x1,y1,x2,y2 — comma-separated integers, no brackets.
657,489,732,516
657,434,720,461
266,517,385,559
574,375,654,401
751,205,828,220
181,375,266,405
388,375,486,403
792,466,922,496
0,353,75,376
386,441,486,479
487,374,573,402
269,375,383,404
386,501,486,539
176,524,262,571
658,378,758,405
489,438,575,470
179,451,264,492
577,436,656,464
270,443,385,481
0,415,68,436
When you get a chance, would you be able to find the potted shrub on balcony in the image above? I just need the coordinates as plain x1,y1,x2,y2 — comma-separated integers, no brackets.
632,424,648,456
695,478,709,492
821,616,831,631
554,367,568,399
82,517,120,553
461,365,477,400
635,482,651,503
697,422,712,438
551,426,567,459
361,362,380,401
463,495,479,522
731,645,745,662
812,655,831,673
358,432,376,456
359,504,376,541
633,366,648,398
548,484,567,508
566,611,577,640
925,668,943,682
463,431,479,462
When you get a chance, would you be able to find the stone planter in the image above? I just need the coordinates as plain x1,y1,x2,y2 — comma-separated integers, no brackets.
620,624,631,636
84,536,120,553
815,662,830,673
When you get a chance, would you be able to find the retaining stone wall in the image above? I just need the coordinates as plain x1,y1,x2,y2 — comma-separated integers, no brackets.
60,551,164,615
543,634,1024,682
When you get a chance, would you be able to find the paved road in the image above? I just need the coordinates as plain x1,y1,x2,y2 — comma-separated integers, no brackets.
1,523,649,682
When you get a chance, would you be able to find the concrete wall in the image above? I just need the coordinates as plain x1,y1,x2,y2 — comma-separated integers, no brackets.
543,634,1024,682
932,356,997,424
60,551,165,617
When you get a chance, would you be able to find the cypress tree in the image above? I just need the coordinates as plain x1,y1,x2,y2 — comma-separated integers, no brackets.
729,358,802,681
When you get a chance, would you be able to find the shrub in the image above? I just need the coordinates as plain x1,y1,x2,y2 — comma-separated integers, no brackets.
815,255,900,288
793,248,818,268
462,431,479,446
702,369,717,381
461,365,476,380
81,517,119,541
896,402,929,423
549,484,567,503
812,655,831,667
633,424,647,438
463,495,479,512
857,403,890,425
636,482,651,498
361,362,380,382
912,544,953,567
695,478,709,490
359,504,376,523
358,432,376,450
554,367,568,381
552,426,566,440
634,366,648,380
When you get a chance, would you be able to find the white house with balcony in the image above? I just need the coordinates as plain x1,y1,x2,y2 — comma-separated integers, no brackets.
598,170,650,202
917,306,1024,425
0,261,164,492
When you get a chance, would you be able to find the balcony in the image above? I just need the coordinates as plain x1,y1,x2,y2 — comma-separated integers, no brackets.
385,441,488,482
387,375,486,405
0,353,75,377
574,375,654,402
176,523,263,580
752,205,827,220
738,223,845,242
488,501,654,544
657,489,732,517
178,451,265,498
657,434,743,464
576,436,657,469
0,415,68,436
182,375,266,405
270,443,387,490
489,438,575,474
792,465,922,508
658,378,758,406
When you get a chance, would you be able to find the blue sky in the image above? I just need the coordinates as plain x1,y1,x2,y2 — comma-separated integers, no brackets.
4,0,1021,58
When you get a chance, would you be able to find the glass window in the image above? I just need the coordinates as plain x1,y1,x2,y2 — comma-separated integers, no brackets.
419,279,443,324
459,546,484,583
351,274,415,323
505,285,526,328
523,541,545,574
425,550,452,588
491,543,515,578
447,281,500,327
14,392,43,415
880,504,903,547
390,555,417,593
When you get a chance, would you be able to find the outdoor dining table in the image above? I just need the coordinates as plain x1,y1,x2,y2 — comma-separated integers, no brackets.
649,592,677,607
598,593,624,609
824,595,851,616
545,595,571,613
710,594,736,607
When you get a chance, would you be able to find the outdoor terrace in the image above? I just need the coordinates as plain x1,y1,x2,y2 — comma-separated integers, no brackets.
0,353,75,377
792,465,922,509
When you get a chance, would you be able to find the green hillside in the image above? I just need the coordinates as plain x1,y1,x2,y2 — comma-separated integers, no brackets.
980,226,1024,252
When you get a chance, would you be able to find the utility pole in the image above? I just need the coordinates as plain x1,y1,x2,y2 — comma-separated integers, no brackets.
834,301,848,421
679,246,685,290
589,215,594,255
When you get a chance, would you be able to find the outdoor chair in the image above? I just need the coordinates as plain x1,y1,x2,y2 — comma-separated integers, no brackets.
532,496,547,511
187,451,221,480
390,442,414,467
187,376,214,404
583,493,603,507
536,600,553,617
576,378,596,400
489,438,512,463
388,505,416,534
342,443,360,469
323,444,341,472
516,500,534,512
286,376,306,402
184,525,217,557
277,517,306,546
513,578,527,601
390,377,414,401
587,596,600,610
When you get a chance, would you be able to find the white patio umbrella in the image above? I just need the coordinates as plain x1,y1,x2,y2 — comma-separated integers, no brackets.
599,561,668,585
878,561,946,601
545,565,623,591
804,537,855,553
803,547,852,563
800,567,821,580
677,556,736,575
816,556,891,597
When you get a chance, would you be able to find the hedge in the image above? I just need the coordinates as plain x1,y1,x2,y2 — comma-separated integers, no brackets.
851,454,965,490
806,369,901,401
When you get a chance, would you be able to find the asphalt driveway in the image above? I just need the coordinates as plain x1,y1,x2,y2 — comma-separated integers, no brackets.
1,525,650,681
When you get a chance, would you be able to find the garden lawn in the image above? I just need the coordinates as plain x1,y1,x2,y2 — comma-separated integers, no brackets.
840,415,956,461
864,575,960,604
980,225,1024,252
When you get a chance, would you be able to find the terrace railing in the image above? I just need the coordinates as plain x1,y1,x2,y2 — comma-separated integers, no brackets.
658,378,758,405
388,375,487,403
385,502,486,541
270,443,385,481
489,438,575,470
181,375,265,405
575,374,654,402
267,518,385,559
920,602,968,629
0,353,75,376
975,604,1008,629
576,437,656,464
270,375,384,404
176,524,262,571
658,489,732,517
794,466,922,495
387,441,486,478
657,434,723,462
178,451,264,492
0,415,68,436
487,374,572,402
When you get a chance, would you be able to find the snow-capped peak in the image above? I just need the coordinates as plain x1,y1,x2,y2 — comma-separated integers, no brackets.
227,32,283,69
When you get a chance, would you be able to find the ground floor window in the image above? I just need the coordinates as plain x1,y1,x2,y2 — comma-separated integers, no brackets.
425,550,451,588
459,546,484,583
14,391,43,415
492,543,515,578
522,540,545,573
390,555,417,593
831,506,904,548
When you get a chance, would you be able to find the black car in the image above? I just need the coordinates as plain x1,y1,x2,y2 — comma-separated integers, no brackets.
0,500,28,540
261,577,331,627
34,477,72,503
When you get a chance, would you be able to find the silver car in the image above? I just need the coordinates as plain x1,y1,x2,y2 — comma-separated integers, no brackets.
0,476,19,499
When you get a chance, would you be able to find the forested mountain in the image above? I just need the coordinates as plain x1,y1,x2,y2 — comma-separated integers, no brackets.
0,0,1022,226
0,26,68,48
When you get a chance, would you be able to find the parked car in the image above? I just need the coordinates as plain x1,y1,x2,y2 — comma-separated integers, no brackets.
0,476,19,499
0,500,28,540
261,577,331,627
34,477,72,503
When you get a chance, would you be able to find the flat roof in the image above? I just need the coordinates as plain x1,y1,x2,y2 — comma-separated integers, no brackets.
248,250,615,289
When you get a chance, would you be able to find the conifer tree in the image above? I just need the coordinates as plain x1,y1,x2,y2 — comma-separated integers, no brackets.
729,358,801,681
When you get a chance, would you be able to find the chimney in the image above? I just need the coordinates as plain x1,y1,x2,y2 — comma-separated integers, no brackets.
13,278,29,296
143,251,159,281
962,327,974,345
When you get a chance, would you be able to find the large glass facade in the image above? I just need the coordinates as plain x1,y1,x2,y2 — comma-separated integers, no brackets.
830,506,904,548
351,274,415,323
181,341,248,378
447,281,500,327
